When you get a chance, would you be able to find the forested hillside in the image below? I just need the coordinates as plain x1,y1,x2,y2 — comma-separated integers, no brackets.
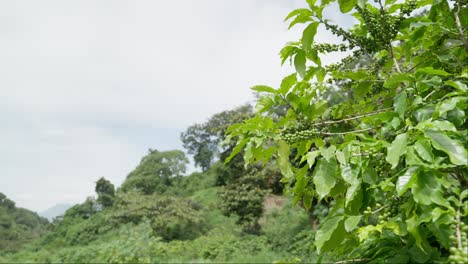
0,193,49,252
0,106,322,263
1,0,467,263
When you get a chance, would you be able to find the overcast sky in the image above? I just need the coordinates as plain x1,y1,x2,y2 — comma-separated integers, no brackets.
0,0,353,212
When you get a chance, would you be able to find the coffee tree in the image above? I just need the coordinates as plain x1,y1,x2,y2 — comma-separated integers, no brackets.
226,0,467,262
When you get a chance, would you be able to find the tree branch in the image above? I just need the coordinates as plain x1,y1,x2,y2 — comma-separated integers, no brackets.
334,258,371,264
311,108,391,127
454,0,468,52
319,127,374,136
389,45,402,73
456,208,462,249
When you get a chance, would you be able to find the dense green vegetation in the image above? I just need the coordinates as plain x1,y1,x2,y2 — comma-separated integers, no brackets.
226,0,467,263
0,193,49,252
1,0,467,263
0,153,318,263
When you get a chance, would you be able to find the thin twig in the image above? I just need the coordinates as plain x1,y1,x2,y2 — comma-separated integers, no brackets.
454,0,468,52
372,204,390,214
456,208,462,249
423,90,436,101
279,95,300,117
334,258,371,264
389,45,402,73
311,108,392,127
319,127,374,136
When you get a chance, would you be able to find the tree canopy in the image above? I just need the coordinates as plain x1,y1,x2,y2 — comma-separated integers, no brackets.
120,149,189,194
181,104,253,171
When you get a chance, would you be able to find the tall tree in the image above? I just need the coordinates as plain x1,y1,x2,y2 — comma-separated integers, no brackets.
181,104,253,171
95,177,115,208
120,149,189,194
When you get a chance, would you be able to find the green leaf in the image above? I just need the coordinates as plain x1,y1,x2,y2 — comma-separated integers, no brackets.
316,215,345,254
357,225,383,242
302,22,319,51
321,145,336,162
416,67,451,76
436,97,467,117
313,158,337,200
414,140,434,162
277,140,294,179
284,8,313,22
345,179,362,208
335,150,347,165
255,95,275,113
306,150,320,168
362,165,377,184
396,166,419,196
294,50,307,78
413,106,434,122
288,13,313,29
279,73,297,95
303,190,313,210
251,85,276,94
445,80,467,91
353,81,372,100
306,0,317,8
345,215,361,232
338,0,357,13
406,215,425,250
394,92,407,119
384,73,412,88
415,120,457,133
225,138,248,163
447,108,465,127
425,130,467,165
386,133,407,169
412,171,450,208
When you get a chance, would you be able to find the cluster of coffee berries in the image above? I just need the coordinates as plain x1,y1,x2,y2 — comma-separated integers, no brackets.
280,128,321,144
355,5,400,49
323,22,370,51
363,205,375,215
448,221,468,263
312,43,349,53
325,55,357,72
377,197,402,224
374,155,391,177
400,0,417,17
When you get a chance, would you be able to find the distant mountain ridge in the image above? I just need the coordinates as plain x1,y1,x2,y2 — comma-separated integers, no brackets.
39,203,73,221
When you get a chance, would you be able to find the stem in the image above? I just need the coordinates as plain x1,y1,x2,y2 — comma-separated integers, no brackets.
311,108,391,127
456,208,462,249
389,45,402,73
423,90,435,101
334,258,371,264
279,95,300,117
372,204,390,214
454,0,468,52
319,127,374,136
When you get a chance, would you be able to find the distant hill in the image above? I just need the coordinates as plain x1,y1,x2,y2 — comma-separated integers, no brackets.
39,203,73,221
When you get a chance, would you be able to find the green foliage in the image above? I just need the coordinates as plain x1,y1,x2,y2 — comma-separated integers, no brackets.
226,0,468,262
0,193,49,252
220,174,268,234
111,192,207,241
95,177,115,208
181,104,253,171
120,149,188,194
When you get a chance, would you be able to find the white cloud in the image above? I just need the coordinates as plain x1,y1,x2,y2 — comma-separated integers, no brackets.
0,0,353,212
